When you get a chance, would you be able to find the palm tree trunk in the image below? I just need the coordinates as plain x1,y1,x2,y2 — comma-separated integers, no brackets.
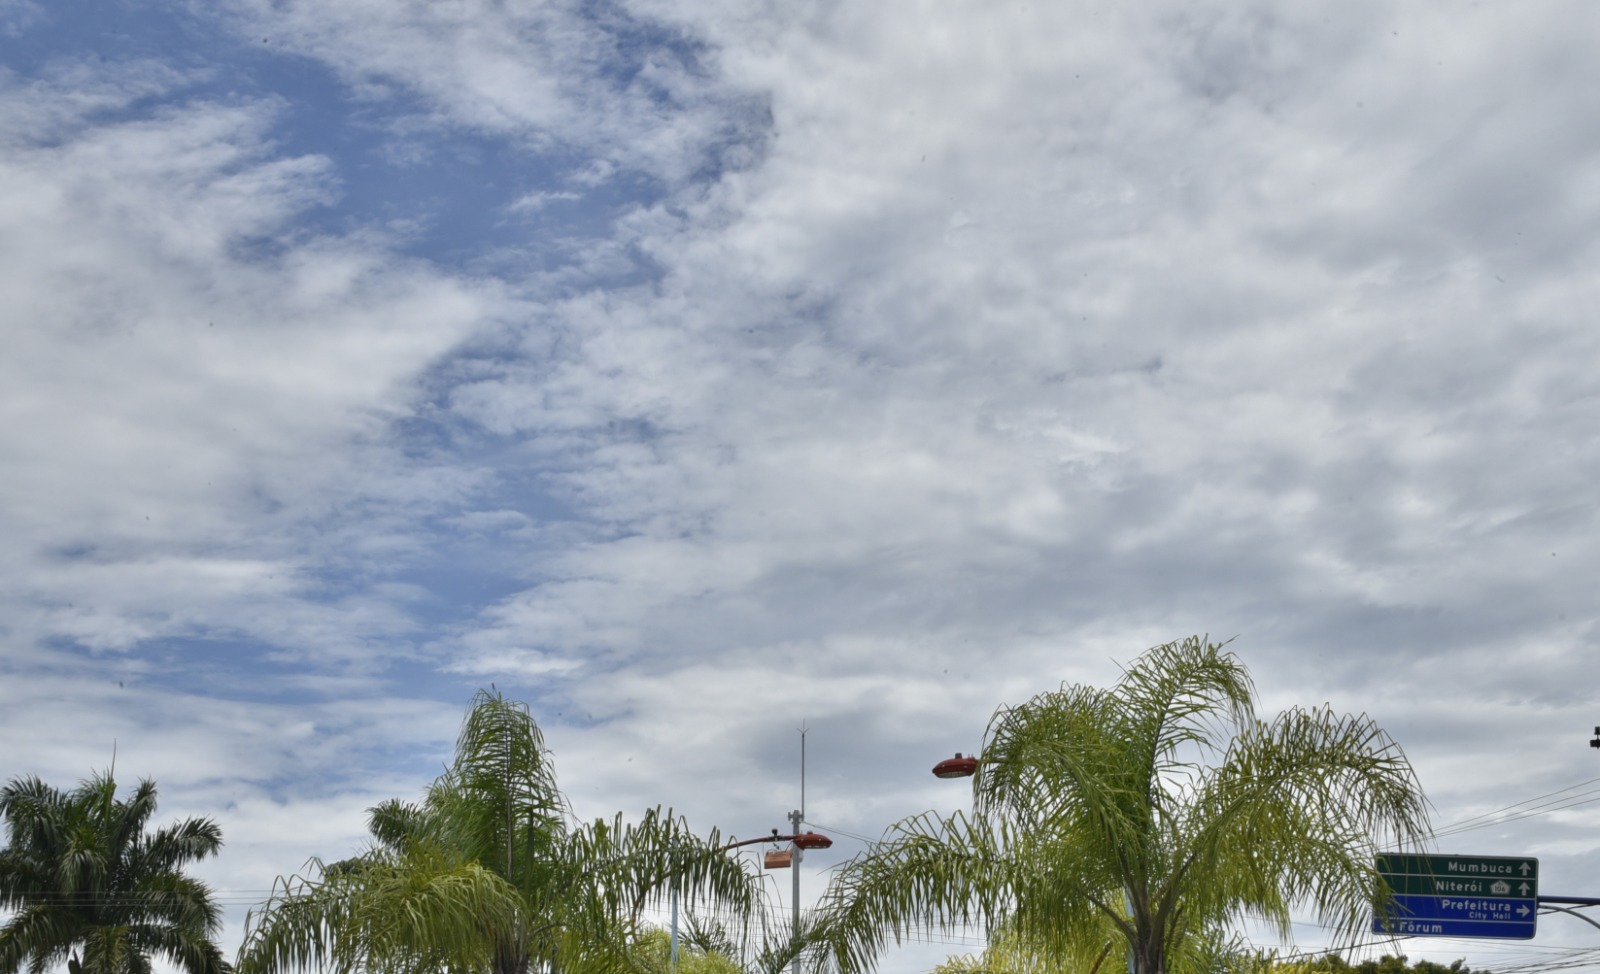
1132,936,1165,974
492,933,531,974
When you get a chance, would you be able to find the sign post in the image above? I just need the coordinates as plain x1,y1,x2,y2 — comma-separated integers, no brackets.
1374,853,1537,939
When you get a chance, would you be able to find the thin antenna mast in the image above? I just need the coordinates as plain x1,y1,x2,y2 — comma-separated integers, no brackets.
789,723,808,974
799,722,807,818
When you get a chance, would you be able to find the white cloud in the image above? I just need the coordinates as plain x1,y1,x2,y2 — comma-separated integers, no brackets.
211,0,767,186
509,189,583,214
0,62,510,666
11,2,1600,970
425,12,1600,964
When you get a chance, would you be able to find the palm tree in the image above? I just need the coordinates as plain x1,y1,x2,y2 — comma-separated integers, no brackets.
812,636,1431,974
653,912,838,974
236,689,766,974
632,927,744,974
0,770,229,974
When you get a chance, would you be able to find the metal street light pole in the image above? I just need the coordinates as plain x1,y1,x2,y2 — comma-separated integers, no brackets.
666,729,836,969
789,807,804,974
791,727,807,974
669,730,833,969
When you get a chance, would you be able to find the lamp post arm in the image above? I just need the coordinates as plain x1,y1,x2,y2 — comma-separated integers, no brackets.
717,833,830,851
719,835,788,851
1539,902,1600,934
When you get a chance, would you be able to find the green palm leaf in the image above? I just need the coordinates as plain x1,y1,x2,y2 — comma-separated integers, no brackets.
815,636,1430,974
239,689,769,974
0,771,228,974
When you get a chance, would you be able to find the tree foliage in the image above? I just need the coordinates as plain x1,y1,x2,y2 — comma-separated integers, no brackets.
0,771,229,974
931,925,1268,974
1272,955,1471,974
632,928,745,974
237,689,766,974
812,637,1432,974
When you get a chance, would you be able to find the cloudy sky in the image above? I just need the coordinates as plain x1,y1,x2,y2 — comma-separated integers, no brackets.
5,0,1600,970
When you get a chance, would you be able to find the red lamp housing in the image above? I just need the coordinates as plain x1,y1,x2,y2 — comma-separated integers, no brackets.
792,831,833,850
932,752,978,779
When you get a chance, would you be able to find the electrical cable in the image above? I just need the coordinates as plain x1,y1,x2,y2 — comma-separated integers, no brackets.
1429,776,1600,839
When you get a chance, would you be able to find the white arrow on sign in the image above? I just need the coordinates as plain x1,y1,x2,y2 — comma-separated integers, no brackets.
1519,882,1532,895
1518,905,1531,917
1521,863,1533,876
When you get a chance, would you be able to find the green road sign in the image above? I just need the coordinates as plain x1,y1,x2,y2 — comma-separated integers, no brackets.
1377,854,1538,882
1380,872,1536,898
1377,853,1539,899
1374,853,1538,939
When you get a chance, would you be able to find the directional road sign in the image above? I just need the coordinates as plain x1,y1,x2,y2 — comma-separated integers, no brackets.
1373,853,1537,939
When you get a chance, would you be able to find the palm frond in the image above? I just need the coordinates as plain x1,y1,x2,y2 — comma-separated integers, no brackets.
426,689,569,883
125,921,230,974
236,845,523,974
1175,706,1431,943
820,637,1428,974
810,810,1016,974
1,905,82,974
1114,637,1254,762
240,690,770,974
0,771,227,974
132,819,224,878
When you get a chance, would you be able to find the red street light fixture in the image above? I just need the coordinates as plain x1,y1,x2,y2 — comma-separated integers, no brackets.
932,752,978,779
719,830,833,869
718,831,833,852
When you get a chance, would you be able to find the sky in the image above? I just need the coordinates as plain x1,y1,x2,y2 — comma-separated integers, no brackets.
5,0,1600,971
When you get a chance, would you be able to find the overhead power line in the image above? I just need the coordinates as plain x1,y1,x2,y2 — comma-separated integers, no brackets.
1429,775,1600,840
